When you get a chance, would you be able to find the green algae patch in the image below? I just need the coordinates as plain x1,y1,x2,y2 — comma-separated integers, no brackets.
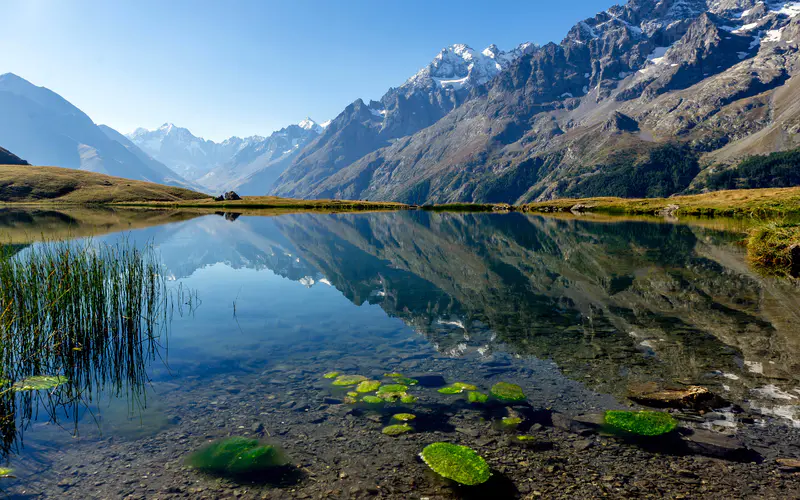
362,395,384,404
323,371,341,379
356,380,381,393
13,375,68,392
0,467,14,478
382,424,413,436
187,437,287,476
378,384,409,393
500,417,522,430
400,394,418,404
395,377,419,386
439,382,477,394
438,386,462,395
346,391,359,398
516,435,536,441
331,374,368,387
384,372,404,378
420,443,491,486
604,410,678,436
392,413,416,422
490,382,525,402
468,391,489,403
344,396,358,404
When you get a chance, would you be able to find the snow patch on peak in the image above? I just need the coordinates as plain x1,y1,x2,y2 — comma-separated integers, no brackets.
405,42,536,91
298,117,322,133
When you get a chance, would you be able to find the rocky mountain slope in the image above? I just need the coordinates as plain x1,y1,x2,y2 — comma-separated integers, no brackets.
272,0,800,204
270,43,536,198
0,73,195,189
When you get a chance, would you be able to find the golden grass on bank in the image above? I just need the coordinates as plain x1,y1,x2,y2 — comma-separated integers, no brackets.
0,165,208,204
521,187,800,217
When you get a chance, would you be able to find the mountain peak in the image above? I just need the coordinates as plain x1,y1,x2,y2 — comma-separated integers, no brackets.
298,117,322,132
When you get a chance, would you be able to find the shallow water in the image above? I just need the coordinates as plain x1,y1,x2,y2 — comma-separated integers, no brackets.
1,209,800,498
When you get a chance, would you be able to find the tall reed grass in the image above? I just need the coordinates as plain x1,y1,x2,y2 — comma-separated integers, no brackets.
0,238,191,457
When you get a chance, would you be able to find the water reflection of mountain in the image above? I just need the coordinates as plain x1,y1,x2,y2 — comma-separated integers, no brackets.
108,211,800,422
265,212,800,421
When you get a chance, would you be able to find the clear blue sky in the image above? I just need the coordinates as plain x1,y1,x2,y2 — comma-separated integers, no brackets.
0,0,616,141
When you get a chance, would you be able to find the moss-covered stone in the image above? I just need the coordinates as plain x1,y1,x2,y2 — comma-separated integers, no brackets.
356,380,381,393
438,382,476,394
382,424,413,436
344,396,358,404
323,371,341,379
362,395,384,404
331,375,368,386
419,442,491,486
490,382,525,402
500,417,522,429
384,372,404,378
400,394,418,404
13,375,68,392
346,391,359,398
186,437,287,476
378,384,409,393
604,410,678,436
468,391,489,403
392,413,416,422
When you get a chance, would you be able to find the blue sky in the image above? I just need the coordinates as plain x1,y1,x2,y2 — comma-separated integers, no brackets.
0,0,616,141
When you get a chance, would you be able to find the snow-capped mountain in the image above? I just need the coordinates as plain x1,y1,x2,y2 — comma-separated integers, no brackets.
404,42,537,91
271,42,534,197
127,124,264,181
298,117,323,134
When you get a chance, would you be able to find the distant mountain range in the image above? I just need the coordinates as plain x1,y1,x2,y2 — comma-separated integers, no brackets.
127,118,324,195
4,0,800,202
0,73,196,190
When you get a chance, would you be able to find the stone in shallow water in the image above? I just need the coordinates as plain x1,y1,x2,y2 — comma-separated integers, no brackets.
628,383,715,409
682,429,756,461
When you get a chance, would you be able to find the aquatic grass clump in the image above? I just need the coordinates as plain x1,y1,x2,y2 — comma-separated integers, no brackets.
490,382,526,402
604,410,678,436
747,222,800,277
420,443,491,486
356,380,381,393
186,437,287,476
382,424,412,436
0,238,189,458
331,375,368,387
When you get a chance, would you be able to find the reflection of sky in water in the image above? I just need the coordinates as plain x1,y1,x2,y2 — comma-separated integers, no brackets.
6,209,800,463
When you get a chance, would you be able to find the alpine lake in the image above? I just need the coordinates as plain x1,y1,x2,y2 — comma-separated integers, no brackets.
0,206,799,499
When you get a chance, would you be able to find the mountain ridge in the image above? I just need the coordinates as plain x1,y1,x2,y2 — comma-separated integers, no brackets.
270,0,800,204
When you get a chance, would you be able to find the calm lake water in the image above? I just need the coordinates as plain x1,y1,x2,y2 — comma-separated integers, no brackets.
1,208,799,498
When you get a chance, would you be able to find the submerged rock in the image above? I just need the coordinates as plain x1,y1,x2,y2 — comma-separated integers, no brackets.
682,429,756,462
628,383,716,409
